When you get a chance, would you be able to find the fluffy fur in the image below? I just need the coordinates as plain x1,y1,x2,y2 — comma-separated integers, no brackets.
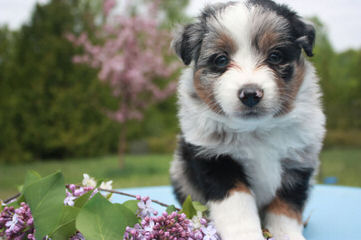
170,1,325,239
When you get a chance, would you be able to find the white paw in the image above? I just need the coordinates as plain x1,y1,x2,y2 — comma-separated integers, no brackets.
237,232,266,240
221,231,265,240
271,231,306,240
264,213,305,240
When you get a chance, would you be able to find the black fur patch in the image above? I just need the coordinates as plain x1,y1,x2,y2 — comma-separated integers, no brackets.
173,2,236,66
176,137,249,202
266,45,300,81
174,23,205,65
277,166,314,211
172,179,188,204
271,63,294,82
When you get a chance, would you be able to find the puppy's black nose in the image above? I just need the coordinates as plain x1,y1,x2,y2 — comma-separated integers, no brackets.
238,85,264,108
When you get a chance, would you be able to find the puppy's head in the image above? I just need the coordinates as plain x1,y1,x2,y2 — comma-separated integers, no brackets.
173,0,315,119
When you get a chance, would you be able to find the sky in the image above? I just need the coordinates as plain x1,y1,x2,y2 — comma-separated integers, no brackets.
0,0,360,52
187,0,361,52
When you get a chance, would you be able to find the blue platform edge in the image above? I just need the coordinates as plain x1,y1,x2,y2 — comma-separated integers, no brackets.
110,185,361,240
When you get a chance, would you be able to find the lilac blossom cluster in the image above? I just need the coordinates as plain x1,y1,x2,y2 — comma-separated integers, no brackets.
64,173,113,206
0,202,35,240
124,196,220,240
0,202,86,240
64,184,95,206
1,174,273,240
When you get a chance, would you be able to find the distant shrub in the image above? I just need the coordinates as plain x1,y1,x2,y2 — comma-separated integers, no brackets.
324,130,361,148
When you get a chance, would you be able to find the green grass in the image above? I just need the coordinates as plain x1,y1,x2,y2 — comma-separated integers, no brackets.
318,148,361,187
1,148,360,200
0,154,172,200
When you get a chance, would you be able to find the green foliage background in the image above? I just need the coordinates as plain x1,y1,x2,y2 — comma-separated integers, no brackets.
0,0,360,163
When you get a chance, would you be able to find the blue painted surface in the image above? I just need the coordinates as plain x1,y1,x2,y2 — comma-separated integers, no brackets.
111,185,361,240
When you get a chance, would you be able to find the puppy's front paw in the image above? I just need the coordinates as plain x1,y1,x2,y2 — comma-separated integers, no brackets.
269,230,306,240
264,212,306,240
236,232,266,240
221,230,265,240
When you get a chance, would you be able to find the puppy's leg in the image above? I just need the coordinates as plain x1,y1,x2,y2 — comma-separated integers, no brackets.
264,197,305,240
209,183,264,240
264,167,313,240
176,140,264,239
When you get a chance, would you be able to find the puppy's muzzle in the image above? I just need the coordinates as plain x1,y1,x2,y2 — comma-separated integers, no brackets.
238,84,264,108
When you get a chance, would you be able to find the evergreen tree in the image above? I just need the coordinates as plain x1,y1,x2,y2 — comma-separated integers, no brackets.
0,0,120,163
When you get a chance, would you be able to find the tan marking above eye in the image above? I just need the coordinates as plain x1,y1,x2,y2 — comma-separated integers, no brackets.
256,32,283,54
215,32,238,55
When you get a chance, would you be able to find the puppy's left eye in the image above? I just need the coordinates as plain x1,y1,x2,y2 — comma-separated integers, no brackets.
267,51,283,65
214,54,229,67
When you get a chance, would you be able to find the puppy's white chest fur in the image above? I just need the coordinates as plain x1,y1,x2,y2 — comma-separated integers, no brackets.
229,129,290,208
230,138,280,208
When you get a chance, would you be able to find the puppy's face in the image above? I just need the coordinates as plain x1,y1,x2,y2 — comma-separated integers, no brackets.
174,0,315,119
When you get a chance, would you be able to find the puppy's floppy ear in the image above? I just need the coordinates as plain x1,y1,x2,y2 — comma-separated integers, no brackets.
172,23,204,65
293,18,316,57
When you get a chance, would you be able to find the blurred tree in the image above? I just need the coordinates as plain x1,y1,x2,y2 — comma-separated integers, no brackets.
309,17,336,127
0,0,121,163
68,0,179,167
158,0,190,27
0,27,25,162
310,17,361,144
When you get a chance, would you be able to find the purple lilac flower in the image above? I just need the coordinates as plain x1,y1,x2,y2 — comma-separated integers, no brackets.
64,184,94,206
124,196,221,240
136,196,157,218
0,202,35,240
201,225,220,240
64,190,77,206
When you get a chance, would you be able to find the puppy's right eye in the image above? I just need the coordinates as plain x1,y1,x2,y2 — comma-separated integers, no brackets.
213,54,229,67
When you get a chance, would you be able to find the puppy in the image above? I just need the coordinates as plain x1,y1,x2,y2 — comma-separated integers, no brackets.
170,0,326,240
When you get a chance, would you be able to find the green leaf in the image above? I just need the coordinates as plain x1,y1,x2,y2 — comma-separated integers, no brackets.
166,205,178,214
96,179,104,188
10,170,43,208
181,195,197,219
105,193,113,200
122,200,139,215
23,171,66,239
74,190,93,208
51,206,80,240
76,193,138,240
23,170,42,189
192,201,208,213
114,203,139,234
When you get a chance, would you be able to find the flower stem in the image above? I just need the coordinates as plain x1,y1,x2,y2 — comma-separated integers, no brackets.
4,188,180,211
4,193,21,204
98,188,181,211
